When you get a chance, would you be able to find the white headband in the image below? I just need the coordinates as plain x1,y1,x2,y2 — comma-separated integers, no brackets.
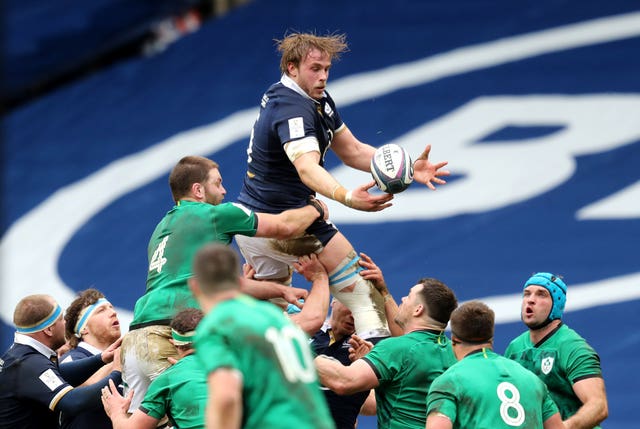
74,298,109,338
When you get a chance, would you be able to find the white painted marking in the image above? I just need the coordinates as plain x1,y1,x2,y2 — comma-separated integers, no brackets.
2,12,640,328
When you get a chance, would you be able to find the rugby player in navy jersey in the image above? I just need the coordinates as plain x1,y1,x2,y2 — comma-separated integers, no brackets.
236,32,449,341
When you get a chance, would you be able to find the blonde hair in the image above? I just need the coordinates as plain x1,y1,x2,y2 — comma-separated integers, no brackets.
276,32,348,75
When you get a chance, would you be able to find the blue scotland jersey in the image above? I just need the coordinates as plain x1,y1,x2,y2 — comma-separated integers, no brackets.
58,346,113,429
238,76,344,213
0,343,73,429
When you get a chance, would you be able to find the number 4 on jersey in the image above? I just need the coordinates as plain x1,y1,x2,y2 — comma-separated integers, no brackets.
149,235,169,273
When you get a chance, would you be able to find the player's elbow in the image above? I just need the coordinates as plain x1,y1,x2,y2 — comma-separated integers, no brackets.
332,380,358,396
271,223,299,240
595,399,609,424
296,314,325,336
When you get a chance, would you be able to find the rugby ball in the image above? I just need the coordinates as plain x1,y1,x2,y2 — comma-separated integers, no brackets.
370,144,414,194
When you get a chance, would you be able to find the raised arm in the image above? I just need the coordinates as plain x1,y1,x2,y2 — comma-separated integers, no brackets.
239,276,309,307
358,252,402,336
289,254,330,334
293,151,393,212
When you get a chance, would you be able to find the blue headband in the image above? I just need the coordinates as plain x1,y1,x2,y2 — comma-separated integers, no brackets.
15,304,62,333
74,298,109,337
524,272,567,322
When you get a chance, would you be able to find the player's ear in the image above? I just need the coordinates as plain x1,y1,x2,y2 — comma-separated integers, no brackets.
191,182,204,199
286,62,297,77
414,304,424,317
188,277,201,298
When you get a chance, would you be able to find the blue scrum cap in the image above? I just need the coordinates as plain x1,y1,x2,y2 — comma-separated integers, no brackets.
524,272,567,321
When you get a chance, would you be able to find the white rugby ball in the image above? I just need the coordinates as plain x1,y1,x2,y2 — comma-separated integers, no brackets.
370,144,414,194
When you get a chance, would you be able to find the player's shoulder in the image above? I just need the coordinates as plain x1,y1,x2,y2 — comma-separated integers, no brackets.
555,323,587,341
6,343,45,362
554,324,598,356
59,348,86,363
267,83,316,112
505,330,530,351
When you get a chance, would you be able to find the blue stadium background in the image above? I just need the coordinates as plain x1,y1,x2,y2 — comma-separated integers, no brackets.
2,1,639,427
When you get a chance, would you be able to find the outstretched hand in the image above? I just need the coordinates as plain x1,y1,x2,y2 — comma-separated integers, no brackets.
412,144,450,190
349,181,394,212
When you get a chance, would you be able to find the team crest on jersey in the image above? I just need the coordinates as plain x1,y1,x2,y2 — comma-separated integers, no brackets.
541,356,555,375
324,102,334,117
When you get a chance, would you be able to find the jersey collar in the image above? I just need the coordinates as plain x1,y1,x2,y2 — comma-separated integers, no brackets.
77,341,103,355
533,321,564,348
14,332,57,359
280,74,322,105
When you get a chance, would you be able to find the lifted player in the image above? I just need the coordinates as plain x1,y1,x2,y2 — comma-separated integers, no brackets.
236,32,449,341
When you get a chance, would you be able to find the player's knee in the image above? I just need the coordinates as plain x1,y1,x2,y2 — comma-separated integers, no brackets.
328,250,363,291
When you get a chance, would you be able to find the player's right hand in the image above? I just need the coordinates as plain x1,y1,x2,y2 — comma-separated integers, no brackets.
349,181,394,212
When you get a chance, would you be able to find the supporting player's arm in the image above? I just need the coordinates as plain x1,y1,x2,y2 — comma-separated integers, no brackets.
564,377,608,429
358,252,403,336
254,199,325,239
314,356,378,395
206,368,243,429
359,389,376,416
289,254,330,334
240,276,308,307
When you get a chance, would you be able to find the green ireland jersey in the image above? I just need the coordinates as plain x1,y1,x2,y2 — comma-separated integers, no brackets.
361,329,456,429
427,348,559,428
194,295,335,429
140,354,207,429
505,323,603,426
131,201,257,327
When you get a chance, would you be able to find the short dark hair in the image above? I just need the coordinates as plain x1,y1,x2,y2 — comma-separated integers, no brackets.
64,289,105,348
192,243,240,295
169,156,219,202
13,294,55,328
416,278,457,324
450,300,494,343
171,308,204,334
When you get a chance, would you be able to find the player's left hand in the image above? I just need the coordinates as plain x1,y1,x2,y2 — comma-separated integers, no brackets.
412,144,450,190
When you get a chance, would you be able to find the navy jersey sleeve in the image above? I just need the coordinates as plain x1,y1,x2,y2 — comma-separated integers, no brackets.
17,354,74,411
